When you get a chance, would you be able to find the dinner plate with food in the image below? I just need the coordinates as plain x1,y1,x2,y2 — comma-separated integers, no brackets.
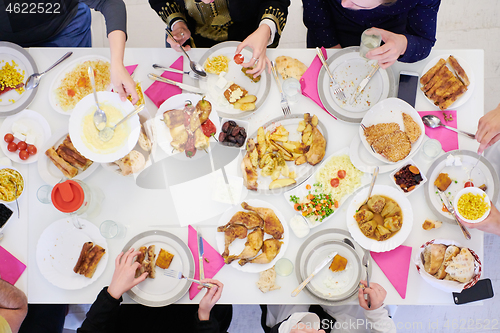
215,199,289,273
68,91,141,163
318,47,396,123
0,41,39,116
0,109,51,164
38,129,99,185
359,98,425,164
420,54,474,110
347,185,413,252
0,167,24,204
424,150,499,224
49,55,111,115
284,147,371,229
295,229,370,305
241,113,328,194
122,230,194,307
349,135,403,174
196,41,270,119
36,217,108,290
153,93,219,160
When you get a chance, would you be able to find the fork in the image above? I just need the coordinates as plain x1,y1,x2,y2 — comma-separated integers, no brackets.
163,268,214,288
316,47,346,101
360,123,376,153
271,61,291,116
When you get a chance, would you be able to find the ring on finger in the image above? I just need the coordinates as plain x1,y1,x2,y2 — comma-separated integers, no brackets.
252,57,259,64
181,32,185,37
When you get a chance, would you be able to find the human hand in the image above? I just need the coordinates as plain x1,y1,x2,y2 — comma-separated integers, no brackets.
110,62,138,104
236,25,272,78
358,281,386,310
366,28,408,69
107,248,147,300
290,323,326,333
476,103,500,153
167,21,192,51
198,279,223,321
460,203,500,236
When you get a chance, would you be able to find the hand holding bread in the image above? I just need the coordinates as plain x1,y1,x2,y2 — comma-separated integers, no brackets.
358,281,387,311
107,248,148,300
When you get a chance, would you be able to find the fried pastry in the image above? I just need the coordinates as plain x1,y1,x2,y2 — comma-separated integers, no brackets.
380,131,411,162
363,123,400,145
420,58,446,86
434,173,452,191
402,113,421,144
448,55,470,86
73,242,105,279
156,248,174,269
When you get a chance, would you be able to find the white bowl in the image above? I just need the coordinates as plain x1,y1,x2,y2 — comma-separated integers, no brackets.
0,166,25,204
389,159,428,196
219,118,249,149
453,187,491,223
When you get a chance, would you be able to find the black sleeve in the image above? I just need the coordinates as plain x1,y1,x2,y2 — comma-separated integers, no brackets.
148,0,187,30
77,287,122,333
194,310,220,333
80,0,127,36
258,0,290,47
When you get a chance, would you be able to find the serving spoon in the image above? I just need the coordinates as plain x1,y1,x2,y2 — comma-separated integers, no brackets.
25,52,72,90
361,166,379,207
88,66,107,131
165,29,206,78
99,104,145,142
422,115,475,139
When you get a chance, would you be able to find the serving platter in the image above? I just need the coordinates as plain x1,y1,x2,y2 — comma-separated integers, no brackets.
424,150,499,224
346,185,413,252
318,47,396,123
123,230,194,307
295,229,370,305
36,218,109,290
0,41,39,116
195,41,270,119
215,199,289,273
420,54,475,110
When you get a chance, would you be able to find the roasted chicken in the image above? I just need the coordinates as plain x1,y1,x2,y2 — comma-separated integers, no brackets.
241,151,258,191
241,202,284,239
225,228,263,264
304,126,326,165
221,224,248,258
218,211,264,232
240,239,282,266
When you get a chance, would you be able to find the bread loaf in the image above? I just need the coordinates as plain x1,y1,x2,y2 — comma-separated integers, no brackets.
434,245,460,279
445,248,475,283
423,244,446,275
275,56,308,80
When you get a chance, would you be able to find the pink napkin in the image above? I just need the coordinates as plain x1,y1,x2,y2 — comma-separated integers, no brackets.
126,64,138,76
299,47,337,119
0,246,26,285
144,56,183,108
187,225,225,300
418,110,458,152
370,245,412,299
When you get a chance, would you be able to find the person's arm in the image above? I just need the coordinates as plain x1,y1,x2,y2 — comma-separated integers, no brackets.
77,287,121,333
148,0,192,50
0,279,27,333
476,103,500,153
461,204,500,236
194,279,225,333
302,0,339,48
358,281,396,333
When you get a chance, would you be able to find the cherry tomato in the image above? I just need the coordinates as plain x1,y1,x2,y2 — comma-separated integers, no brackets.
17,141,27,151
338,170,346,179
27,145,37,155
7,142,17,152
19,150,29,160
234,54,244,65
464,181,474,188
4,133,14,143
330,178,340,188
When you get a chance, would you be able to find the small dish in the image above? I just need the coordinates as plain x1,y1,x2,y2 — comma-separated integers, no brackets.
390,159,428,196
453,187,491,223
0,166,25,204
219,118,249,149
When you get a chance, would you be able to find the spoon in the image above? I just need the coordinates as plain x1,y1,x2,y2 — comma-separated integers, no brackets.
99,104,145,142
165,29,206,78
422,115,476,139
362,251,371,308
25,52,72,90
152,63,206,80
343,238,355,249
88,67,107,131
361,166,379,207
10,180,19,218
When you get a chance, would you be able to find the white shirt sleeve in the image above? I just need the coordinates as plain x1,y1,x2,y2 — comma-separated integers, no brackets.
259,19,277,46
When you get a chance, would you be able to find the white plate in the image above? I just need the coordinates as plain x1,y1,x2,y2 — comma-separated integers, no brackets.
37,128,100,185
69,92,140,163
123,230,194,307
349,134,404,174
359,98,425,164
215,199,289,273
420,55,475,110
0,42,38,116
36,218,109,290
242,114,328,195
284,147,371,228
196,41,270,119
346,185,413,252
318,47,396,123
49,55,111,115
153,93,219,161
424,150,499,224
0,109,51,164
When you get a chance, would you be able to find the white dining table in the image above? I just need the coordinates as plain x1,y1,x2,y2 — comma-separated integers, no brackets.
1,47,485,306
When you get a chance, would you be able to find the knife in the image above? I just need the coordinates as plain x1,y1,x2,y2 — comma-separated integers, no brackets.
291,251,337,297
198,230,205,280
437,189,471,240
349,64,380,105
147,73,204,95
